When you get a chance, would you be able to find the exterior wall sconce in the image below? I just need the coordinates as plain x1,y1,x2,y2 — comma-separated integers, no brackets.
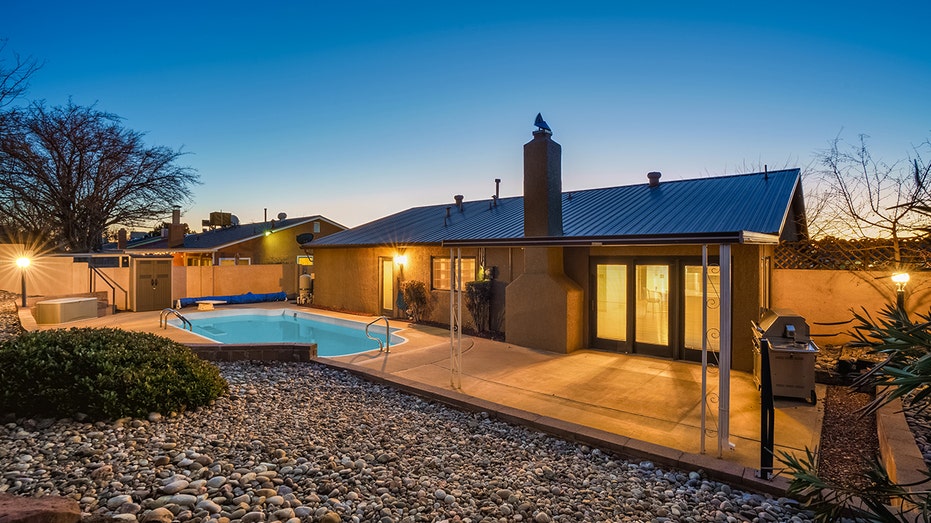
394,254,408,266
892,272,910,311
16,256,30,308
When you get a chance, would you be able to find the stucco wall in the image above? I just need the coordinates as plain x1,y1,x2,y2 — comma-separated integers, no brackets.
773,269,931,345
177,264,298,299
0,246,89,299
313,245,520,330
224,220,343,265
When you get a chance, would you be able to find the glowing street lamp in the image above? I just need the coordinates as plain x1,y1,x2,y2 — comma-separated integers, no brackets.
892,272,910,312
16,256,30,307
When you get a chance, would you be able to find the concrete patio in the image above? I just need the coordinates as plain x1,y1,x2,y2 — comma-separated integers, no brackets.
19,302,823,494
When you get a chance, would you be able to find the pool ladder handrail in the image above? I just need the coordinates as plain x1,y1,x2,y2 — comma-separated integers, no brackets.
160,308,192,331
365,316,390,353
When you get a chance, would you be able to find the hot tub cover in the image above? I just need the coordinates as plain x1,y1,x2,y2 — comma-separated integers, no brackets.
178,292,287,308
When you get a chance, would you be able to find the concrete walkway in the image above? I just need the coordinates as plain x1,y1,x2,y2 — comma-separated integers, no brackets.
20,303,822,494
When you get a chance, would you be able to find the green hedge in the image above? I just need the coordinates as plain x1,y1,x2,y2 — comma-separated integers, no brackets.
0,328,228,420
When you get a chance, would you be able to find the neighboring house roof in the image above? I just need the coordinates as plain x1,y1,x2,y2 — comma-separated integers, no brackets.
308,169,806,248
128,215,345,253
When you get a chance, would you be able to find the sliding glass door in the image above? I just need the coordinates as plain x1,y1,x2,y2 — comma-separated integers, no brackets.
592,260,673,358
682,264,720,362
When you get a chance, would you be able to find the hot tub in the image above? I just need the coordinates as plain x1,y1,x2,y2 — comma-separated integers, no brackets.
34,297,98,324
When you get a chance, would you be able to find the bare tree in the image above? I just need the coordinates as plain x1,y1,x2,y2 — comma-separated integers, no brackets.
815,134,931,262
0,102,199,251
0,39,40,110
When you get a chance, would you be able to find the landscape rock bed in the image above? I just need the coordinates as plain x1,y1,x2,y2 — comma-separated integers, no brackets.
0,361,814,522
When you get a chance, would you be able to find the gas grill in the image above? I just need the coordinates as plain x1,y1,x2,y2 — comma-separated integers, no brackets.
751,308,819,404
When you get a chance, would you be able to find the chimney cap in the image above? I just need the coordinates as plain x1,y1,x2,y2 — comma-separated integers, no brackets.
647,171,662,188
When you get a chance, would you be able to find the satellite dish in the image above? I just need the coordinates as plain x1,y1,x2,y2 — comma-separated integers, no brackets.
296,233,314,245
277,212,287,220
230,215,240,226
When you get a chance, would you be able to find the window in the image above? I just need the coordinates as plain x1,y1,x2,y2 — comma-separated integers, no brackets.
432,257,476,290
313,222,321,233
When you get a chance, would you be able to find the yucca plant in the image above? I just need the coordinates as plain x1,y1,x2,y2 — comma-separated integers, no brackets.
780,304,931,522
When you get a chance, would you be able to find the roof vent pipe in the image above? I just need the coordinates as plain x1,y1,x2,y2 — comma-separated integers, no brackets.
495,178,501,199
647,171,662,188
454,194,464,211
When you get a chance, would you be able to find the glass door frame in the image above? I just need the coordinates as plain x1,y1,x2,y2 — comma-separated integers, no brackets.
589,257,677,358
679,256,721,363
378,257,395,317
633,259,677,358
590,258,630,352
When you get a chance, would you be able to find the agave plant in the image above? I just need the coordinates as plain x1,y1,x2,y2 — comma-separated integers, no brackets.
780,303,931,522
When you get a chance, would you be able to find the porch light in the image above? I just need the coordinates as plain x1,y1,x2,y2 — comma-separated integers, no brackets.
892,272,910,312
16,256,30,308
892,272,910,287
394,254,408,266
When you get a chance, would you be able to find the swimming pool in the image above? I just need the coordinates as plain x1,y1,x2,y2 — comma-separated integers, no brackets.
169,309,405,357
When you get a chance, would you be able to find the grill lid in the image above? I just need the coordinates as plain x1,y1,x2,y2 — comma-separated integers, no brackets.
756,308,810,342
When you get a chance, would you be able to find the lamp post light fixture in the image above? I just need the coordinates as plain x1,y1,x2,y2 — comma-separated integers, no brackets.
16,256,30,307
892,272,910,312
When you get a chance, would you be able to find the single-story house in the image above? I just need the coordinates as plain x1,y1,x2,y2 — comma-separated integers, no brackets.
305,124,806,372
128,212,346,268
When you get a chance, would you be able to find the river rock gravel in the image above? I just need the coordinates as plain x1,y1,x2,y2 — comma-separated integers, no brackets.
0,361,815,522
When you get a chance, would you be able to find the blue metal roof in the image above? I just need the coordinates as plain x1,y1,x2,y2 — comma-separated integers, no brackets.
308,169,803,247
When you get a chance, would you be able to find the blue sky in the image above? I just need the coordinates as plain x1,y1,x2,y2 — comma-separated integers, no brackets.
4,1,930,229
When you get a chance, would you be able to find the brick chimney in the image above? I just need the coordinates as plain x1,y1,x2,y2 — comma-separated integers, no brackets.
506,116,582,354
168,206,185,248
523,128,562,236
117,228,128,250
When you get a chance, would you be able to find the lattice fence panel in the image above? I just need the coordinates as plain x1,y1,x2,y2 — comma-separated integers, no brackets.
775,238,931,270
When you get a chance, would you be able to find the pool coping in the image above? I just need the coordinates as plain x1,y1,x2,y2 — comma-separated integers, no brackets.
187,342,317,362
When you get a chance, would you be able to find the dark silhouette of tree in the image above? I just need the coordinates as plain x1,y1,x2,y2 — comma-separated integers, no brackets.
0,102,199,251
815,134,931,263
149,221,191,237
0,39,40,111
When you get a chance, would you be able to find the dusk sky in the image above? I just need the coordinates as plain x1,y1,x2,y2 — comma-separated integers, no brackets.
4,1,930,229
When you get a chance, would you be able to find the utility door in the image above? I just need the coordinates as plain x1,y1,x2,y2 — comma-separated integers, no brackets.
134,259,172,311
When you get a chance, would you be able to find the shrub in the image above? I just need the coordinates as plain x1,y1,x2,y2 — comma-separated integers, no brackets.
465,280,493,333
0,328,228,421
401,280,430,322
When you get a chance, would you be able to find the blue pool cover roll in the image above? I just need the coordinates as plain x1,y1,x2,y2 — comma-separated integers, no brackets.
178,291,287,308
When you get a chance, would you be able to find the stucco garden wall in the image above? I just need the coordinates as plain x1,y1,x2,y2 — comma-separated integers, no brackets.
773,269,931,346
177,264,299,300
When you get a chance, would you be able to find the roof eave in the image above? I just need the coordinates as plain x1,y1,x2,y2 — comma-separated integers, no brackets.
442,231,778,248
303,241,442,249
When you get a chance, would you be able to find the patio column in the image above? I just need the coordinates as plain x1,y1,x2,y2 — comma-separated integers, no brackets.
718,244,732,457
449,248,462,389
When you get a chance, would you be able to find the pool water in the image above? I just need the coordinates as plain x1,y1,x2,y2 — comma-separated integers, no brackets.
170,309,404,357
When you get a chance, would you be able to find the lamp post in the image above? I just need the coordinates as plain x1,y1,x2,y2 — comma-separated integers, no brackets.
16,256,30,308
892,272,910,313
